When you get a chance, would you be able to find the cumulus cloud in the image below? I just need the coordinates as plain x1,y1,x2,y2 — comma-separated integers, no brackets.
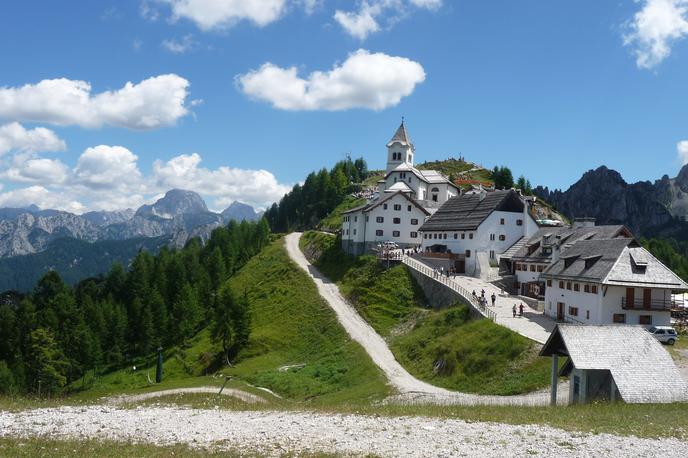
334,0,442,40
678,140,688,165
0,74,191,129
624,0,688,69
161,0,288,30
236,49,425,111
0,122,66,155
0,145,291,212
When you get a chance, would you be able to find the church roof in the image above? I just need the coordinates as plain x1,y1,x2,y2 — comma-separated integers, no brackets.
386,121,413,148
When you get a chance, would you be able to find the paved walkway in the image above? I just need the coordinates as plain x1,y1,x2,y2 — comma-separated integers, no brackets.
404,256,556,344
286,233,566,406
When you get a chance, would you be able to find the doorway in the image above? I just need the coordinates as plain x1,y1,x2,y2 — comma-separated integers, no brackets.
557,302,565,321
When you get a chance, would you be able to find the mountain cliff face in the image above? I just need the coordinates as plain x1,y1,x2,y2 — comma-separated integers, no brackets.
534,165,688,236
0,190,261,258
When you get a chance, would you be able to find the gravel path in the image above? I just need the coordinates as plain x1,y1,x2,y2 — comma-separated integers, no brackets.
285,233,565,406
1,406,686,457
105,387,267,405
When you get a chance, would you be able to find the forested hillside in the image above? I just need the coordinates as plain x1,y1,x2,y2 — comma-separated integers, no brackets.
0,219,271,396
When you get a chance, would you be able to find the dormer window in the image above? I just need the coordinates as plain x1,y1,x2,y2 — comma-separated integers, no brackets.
583,255,601,269
563,255,579,268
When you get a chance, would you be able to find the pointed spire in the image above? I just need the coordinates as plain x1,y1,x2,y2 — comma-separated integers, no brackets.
387,119,413,148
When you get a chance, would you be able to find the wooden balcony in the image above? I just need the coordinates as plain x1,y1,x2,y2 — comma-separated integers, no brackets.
620,297,678,311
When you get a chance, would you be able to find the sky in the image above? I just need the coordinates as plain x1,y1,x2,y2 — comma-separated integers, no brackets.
1,0,688,213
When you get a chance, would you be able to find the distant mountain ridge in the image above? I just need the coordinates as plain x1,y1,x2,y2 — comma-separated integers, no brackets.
0,189,262,258
534,165,688,237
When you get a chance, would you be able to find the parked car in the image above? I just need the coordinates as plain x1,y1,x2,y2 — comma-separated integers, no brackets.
380,241,399,250
647,326,679,345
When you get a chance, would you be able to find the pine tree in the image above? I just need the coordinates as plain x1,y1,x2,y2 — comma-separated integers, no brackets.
26,328,68,396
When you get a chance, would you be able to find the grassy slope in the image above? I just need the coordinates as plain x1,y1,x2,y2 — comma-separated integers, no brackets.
225,237,389,405
300,231,551,395
300,231,426,336
317,196,366,232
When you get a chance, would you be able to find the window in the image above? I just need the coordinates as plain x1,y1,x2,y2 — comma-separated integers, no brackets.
573,283,580,292
490,234,496,241
454,233,458,239
568,306,578,317
469,233,474,239
394,204,401,211
411,218,419,225
375,230,384,236
383,204,388,210
376,217,384,223
566,282,572,290
354,216,357,222
639,315,653,325
345,229,349,235
546,279,552,287
591,285,598,294
537,265,544,272
461,233,466,239
586,310,590,320
559,281,564,289
434,234,438,239
465,250,471,258
499,235,506,241
365,216,369,222
516,219,523,226
489,250,495,259
530,265,536,272
500,218,505,225
407,205,412,212
392,230,400,237
613,314,626,324
584,284,590,293
443,233,447,239
410,231,418,238
423,233,428,239
353,229,357,235
393,217,401,224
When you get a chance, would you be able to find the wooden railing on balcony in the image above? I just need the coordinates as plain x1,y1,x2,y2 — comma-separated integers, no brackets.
621,297,678,311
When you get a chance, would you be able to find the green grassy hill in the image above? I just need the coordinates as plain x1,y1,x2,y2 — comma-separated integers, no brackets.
317,196,366,232
300,231,551,395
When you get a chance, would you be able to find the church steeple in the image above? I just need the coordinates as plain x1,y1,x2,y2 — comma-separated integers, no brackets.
385,119,414,173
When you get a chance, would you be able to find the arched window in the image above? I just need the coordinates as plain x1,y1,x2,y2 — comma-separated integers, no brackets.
431,187,440,202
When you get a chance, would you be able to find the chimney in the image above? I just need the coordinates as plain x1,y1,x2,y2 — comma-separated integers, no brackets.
478,185,487,201
573,217,596,229
551,235,562,263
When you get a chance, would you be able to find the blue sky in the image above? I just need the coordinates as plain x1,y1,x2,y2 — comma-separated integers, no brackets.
1,0,687,212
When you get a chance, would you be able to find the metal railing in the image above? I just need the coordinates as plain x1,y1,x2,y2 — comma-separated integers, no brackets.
621,298,678,311
402,256,497,321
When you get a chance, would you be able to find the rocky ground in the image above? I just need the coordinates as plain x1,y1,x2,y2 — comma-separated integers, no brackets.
1,405,687,457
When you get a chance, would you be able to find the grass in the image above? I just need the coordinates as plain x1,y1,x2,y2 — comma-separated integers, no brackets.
317,196,366,232
224,237,389,405
300,231,426,336
390,305,552,395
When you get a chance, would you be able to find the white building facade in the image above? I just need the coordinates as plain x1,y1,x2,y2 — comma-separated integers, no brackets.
341,122,458,255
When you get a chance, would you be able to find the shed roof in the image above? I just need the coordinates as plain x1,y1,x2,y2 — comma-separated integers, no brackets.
419,189,524,232
540,325,688,403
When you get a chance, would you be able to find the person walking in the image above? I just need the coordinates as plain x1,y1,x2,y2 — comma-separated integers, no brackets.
519,303,524,317
512,304,517,318
491,293,496,307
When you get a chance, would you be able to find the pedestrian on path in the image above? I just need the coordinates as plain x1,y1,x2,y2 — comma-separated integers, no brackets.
491,293,496,307
519,303,524,317
512,304,517,318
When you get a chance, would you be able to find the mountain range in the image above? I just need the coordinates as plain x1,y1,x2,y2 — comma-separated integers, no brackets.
0,189,263,258
534,164,688,238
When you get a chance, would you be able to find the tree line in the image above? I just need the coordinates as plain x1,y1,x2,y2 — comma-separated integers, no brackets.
492,165,533,194
265,156,368,232
0,219,271,396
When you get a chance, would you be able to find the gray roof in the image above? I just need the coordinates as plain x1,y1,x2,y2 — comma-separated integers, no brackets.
511,225,631,262
419,189,524,232
542,238,688,289
541,325,688,404
387,121,413,148
541,238,634,282
341,191,430,216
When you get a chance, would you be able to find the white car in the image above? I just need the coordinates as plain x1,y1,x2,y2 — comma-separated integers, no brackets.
647,326,679,345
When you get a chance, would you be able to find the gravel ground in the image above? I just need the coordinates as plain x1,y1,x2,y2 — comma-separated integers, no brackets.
286,233,566,406
105,387,267,405
1,406,686,457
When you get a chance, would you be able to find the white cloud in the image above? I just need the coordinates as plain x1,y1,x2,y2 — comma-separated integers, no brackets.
0,186,86,214
73,145,143,190
162,0,288,30
236,49,425,111
2,158,69,185
0,74,191,130
624,0,688,69
0,122,66,155
152,153,291,210
334,0,442,40
162,34,196,53
678,140,688,165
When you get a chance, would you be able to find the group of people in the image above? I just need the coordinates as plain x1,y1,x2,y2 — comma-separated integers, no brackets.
432,266,460,279
470,288,527,317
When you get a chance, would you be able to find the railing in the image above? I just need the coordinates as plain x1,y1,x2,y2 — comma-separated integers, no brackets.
621,298,678,311
403,256,497,322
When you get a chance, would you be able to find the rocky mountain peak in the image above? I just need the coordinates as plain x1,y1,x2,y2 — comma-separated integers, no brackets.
135,189,209,219
221,201,259,222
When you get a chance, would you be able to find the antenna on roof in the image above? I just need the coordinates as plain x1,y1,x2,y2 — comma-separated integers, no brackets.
401,116,404,125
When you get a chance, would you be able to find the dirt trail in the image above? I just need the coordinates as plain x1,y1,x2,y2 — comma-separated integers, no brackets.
104,387,267,405
285,232,565,406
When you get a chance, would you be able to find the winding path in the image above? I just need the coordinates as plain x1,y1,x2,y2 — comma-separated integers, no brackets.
285,232,565,406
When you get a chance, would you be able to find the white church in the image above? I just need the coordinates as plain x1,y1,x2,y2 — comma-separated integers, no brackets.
341,122,459,255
